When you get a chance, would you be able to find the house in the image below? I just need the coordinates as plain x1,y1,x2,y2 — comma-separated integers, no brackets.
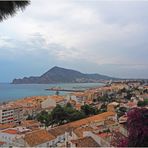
41,95,66,109
82,131,111,147
48,124,73,146
41,98,56,109
20,120,41,130
0,104,23,124
107,102,119,112
47,111,116,146
0,123,15,130
67,92,88,104
0,128,26,147
0,128,18,146
0,141,6,147
70,137,100,147
18,129,55,147
73,126,93,138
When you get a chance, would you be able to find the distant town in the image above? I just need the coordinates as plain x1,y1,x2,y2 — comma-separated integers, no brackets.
0,1,148,147
0,80,148,147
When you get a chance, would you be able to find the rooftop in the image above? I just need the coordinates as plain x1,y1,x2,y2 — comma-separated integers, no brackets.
47,95,65,102
73,126,93,138
24,129,55,147
0,123,15,130
48,111,115,137
97,132,112,139
0,141,6,145
71,137,100,147
21,120,40,127
1,129,18,134
49,124,72,137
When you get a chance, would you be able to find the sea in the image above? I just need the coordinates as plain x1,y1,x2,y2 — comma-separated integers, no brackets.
0,83,104,102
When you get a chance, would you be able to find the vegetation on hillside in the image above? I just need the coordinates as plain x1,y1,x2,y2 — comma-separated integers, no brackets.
36,103,104,127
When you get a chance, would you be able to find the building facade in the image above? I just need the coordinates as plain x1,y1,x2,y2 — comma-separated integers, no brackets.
0,105,23,124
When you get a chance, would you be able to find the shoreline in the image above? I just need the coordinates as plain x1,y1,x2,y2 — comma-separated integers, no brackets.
0,83,105,103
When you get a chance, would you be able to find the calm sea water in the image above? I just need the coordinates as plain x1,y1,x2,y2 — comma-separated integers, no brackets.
0,83,104,102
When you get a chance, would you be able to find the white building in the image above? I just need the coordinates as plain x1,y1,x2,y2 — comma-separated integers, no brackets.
0,127,30,147
41,98,56,109
41,95,66,109
0,104,23,124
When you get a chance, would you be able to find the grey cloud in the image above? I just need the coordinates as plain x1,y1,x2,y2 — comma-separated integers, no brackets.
0,0,148,80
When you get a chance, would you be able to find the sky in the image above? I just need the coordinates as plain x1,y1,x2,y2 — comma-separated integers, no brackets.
0,0,148,82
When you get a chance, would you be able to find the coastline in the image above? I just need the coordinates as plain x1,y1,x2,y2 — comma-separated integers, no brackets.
0,83,105,103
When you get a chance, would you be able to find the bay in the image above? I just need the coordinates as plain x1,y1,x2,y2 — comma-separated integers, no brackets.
0,83,104,102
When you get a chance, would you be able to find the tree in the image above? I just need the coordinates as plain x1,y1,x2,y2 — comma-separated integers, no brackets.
119,108,148,147
36,103,101,127
99,103,107,113
51,105,68,125
66,102,73,108
81,104,99,116
137,100,146,107
36,110,49,127
137,99,148,107
69,110,85,121
0,1,30,21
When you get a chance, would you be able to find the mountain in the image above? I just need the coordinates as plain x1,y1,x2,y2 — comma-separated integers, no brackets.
12,66,117,84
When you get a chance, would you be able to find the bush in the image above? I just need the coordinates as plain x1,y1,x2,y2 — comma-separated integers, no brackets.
119,108,148,147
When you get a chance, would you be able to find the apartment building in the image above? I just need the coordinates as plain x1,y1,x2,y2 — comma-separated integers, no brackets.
0,104,23,124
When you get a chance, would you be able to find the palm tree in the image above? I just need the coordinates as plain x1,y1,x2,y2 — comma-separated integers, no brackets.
0,1,30,21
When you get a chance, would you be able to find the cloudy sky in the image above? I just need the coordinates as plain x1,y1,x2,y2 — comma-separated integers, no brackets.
0,0,148,82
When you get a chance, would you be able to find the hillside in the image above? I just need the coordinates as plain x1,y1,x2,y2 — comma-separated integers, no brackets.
12,66,116,84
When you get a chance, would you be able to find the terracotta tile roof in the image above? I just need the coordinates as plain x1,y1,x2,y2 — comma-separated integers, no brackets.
71,137,100,147
73,126,93,138
104,119,116,126
0,103,22,110
49,124,73,137
48,112,115,137
2,129,17,134
0,123,15,130
24,129,55,147
71,92,88,97
21,120,41,128
69,111,116,127
97,132,112,139
0,141,6,145
48,95,65,102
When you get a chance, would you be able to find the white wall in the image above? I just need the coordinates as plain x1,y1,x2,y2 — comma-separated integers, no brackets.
41,98,56,109
0,110,2,123
0,132,17,146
